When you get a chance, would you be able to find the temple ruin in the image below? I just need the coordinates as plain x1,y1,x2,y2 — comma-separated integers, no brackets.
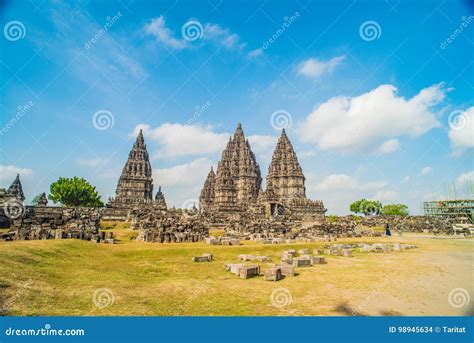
103,129,167,220
199,123,326,220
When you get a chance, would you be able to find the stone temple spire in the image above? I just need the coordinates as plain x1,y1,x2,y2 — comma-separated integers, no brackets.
199,167,216,213
266,129,305,198
8,174,25,202
199,123,262,213
111,129,154,207
154,186,167,210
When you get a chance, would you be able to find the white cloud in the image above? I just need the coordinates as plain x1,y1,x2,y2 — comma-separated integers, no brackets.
307,173,387,215
297,55,345,78
448,107,474,155
375,138,400,155
420,166,432,176
0,165,33,183
311,174,386,192
145,16,187,50
153,158,214,207
299,83,446,153
132,123,229,159
455,170,474,188
247,134,277,155
373,190,399,202
154,157,213,188
203,23,244,50
145,17,245,51
402,176,410,183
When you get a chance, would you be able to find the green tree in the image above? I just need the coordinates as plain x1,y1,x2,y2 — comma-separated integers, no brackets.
48,177,104,207
350,199,382,216
381,203,409,216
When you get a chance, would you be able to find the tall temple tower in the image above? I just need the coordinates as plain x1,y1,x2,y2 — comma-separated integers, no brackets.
199,167,215,212
266,129,306,198
199,123,262,213
110,129,154,207
7,174,25,202
264,129,326,217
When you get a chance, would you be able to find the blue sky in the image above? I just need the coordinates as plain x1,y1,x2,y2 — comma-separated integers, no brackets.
1,0,473,214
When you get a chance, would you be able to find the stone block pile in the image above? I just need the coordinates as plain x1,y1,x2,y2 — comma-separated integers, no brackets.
4,206,100,241
132,208,209,243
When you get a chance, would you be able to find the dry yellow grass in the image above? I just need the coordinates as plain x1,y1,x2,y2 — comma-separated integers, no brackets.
0,224,472,316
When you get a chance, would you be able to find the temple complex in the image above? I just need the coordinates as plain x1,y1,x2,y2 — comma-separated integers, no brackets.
199,124,326,219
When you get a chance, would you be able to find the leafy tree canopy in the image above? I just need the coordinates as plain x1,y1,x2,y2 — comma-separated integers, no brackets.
48,177,104,207
349,199,382,216
381,203,409,216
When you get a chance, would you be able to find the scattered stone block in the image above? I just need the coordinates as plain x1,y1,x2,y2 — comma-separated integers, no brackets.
311,256,326,264
205,237,219,245
224,263,244,275
105,238,115,244
255,255,271,262
313,249,323,255
383,244,392,253
293,257,312,267
276,264,296,276
239,265,260,279
264,267,283,281
342,249,353,257
392,243,401,251
238,254,254,261
298,248,311,255
229,239,241,246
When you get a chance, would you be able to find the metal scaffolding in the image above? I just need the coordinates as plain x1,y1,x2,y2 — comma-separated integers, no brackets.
422,199,474,223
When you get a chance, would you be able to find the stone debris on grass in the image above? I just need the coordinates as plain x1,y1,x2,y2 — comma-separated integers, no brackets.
264,267,283,281
193,253,213,262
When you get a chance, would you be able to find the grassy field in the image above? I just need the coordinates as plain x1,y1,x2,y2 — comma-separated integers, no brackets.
0,222,472,316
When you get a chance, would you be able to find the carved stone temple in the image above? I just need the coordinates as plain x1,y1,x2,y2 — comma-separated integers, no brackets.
260,128,326,217
106,129,166,212
200,123,262,214
199,123,326,219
